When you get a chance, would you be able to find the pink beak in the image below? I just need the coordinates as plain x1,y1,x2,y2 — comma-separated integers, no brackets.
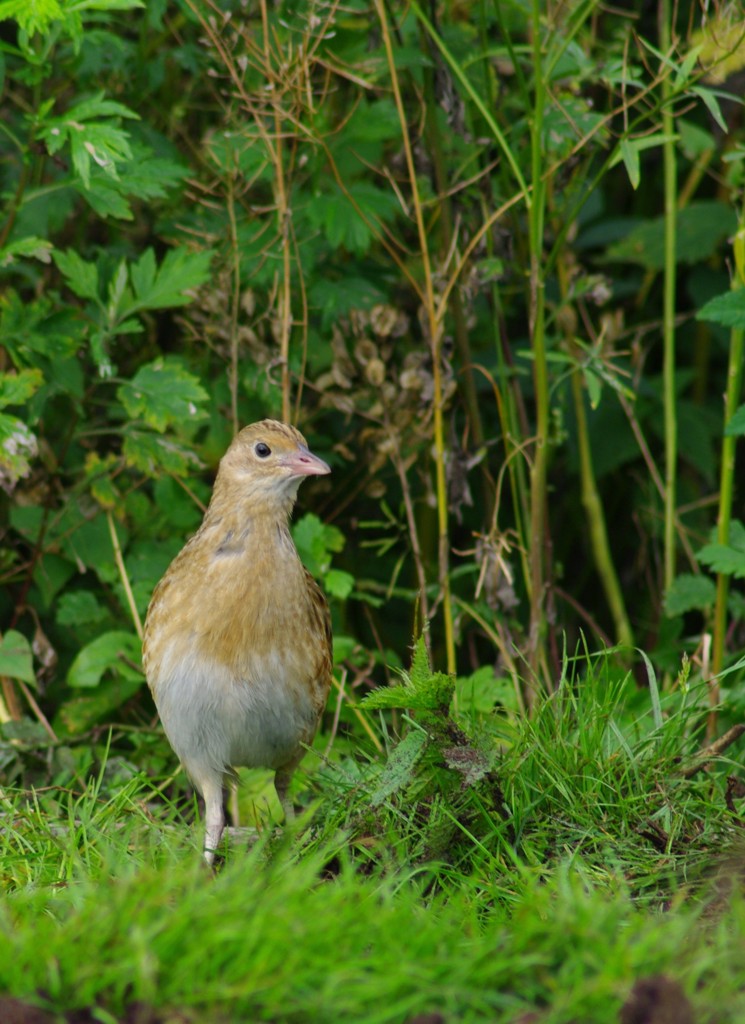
282,444,331,477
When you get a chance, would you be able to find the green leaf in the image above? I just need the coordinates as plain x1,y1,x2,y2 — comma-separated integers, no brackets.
69,0,145,12
292,513,345,578
0,630,35,684
107,258,129,317
606,201,737,270
697,523,745,578
56,590,108,628
69,122,133,187
0,0,63,34
637,648,663,732
610,134,678,191
33,553,76,609
55,677,142,735
725,403,745,437
325,569,354,599
0,236,53,267
679,118,716,158
409,633,431,688
124,247,213,312
664,573,717,616
619,138,640,190
53,249,100,301
67,630,141,688
75,177,134,219
117,359,209,432
692,85,728,133
53,505,127,580
370,730,428,807
583,367,602,410
116,155,188,200
122,431,202,477
455,666,517,715
361,673,454,712
697,289,745,330
38,93,139,187
0,369,43,409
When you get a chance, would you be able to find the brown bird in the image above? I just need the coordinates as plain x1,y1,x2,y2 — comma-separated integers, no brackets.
142,419,332,863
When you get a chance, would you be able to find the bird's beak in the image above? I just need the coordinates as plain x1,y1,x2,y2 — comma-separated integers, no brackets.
282,444,331,477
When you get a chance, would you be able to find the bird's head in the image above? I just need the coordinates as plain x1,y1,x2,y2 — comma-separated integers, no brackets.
213,419,331,516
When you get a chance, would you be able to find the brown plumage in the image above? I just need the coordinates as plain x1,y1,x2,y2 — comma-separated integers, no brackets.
142,420,332,863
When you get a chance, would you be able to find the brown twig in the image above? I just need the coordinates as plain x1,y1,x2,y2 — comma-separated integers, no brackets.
680,724,745,779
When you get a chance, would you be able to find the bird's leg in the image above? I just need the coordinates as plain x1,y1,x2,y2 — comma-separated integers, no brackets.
201,775,226,865
274,767,296,823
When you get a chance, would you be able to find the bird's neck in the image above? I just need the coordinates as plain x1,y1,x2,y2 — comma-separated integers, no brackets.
208,475,298,524
197,482,298,560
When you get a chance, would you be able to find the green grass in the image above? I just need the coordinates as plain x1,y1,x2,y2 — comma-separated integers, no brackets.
2,651,745,1023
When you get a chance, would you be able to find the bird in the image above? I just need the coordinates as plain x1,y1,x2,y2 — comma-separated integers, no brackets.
142,419,332,864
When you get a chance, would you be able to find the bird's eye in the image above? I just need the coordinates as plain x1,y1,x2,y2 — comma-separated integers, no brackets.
255,442,272,458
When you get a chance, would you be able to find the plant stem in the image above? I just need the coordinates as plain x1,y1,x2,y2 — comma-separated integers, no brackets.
376,0,455,674
526,0,549,698
107,511,143,640
660,0,678,600
710,313,744,734
570,369,634,648
226,177,241,437
420,39,484,450
264,8,293,425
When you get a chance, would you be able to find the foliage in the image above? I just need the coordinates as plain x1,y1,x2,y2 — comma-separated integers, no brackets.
1,657,745,1021
2,1,745,1014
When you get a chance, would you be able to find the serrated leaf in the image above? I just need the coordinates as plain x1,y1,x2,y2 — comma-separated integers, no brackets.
0,236,53,267
124,247,213,312
129,248,156,300
697,542,745,578
53,249,100,301
697,289,745,329
67,630,141,688
71,123,132,185
664,573,717,616
117,359,209,432
56,590,108,628
122,430,202,477
361,673,454,712
40,93,138,188
325,569,354,599
0,369,43,408
0,0,63,34
75,178,133,220
116,155,187,200
370,730,428,807
726,519,745,551
725,404,745,437
409,634,431,687
0,630,35,684
62,94,139,124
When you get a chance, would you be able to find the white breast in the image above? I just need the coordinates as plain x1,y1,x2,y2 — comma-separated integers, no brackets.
152,639,320,779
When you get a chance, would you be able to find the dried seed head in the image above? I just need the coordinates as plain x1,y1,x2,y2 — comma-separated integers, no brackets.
364,359,386,387
354,339,378,365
